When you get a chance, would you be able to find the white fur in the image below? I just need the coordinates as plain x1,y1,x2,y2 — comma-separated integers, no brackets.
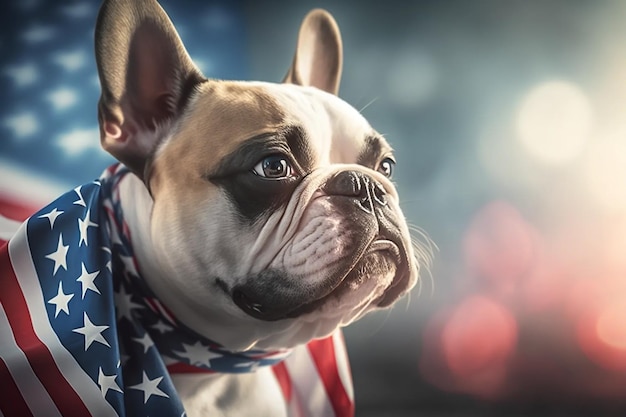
117,83,416,416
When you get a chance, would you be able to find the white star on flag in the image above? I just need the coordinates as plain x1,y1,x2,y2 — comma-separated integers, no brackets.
114,285,143,321
4,63,39,87
73,185,86,207
76,263,100,298
57,128,102,157
101,246,112,272
133,332,154,354
45,234,69,275
2,111,39,138
52,50,87,72
48,281,74,317
151,321,173,334
78,209,98,246
173,341,222,367
72,312,110,350
129,371,169,404
46,87,79,111
97,367,123,398
38,207,64,229
234,361,258,371
119,254,139,277
119,352,130,366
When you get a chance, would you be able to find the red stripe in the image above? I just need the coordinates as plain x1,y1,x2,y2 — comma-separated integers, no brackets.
0,194,42,222
271,362,292,402
145,298,178,326
144,297,160,314
0,243,91,416
307,337,354,417
106,165,117,176
166,363,215,374
0,356,34,417
143,297,176,326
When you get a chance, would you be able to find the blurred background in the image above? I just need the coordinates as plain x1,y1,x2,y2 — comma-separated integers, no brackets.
2,0,626,415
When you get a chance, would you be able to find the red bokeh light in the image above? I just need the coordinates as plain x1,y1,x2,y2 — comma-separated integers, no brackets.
576,295,626,372
442,295,518,378
420,295,518,399
421,199,626,405
596,302,626,350
463,201,537,296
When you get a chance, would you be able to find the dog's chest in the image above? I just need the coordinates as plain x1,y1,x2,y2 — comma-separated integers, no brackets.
171,367,287,417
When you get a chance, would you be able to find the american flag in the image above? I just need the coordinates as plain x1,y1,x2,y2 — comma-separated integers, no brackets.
0,163,354,416
1,1,354,416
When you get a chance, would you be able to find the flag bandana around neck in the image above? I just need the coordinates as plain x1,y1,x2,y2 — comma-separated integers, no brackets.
0,163,297,417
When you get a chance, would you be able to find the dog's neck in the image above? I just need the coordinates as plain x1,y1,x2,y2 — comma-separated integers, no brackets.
111,168,293,365
114,172,233,343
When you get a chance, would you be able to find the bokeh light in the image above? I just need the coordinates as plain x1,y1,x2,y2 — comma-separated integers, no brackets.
442,295,518,378
385,50,438,108
596,302,626,350
584,126,626,212
463,201,537,295
577,305,626,372
516,81,593,164
419,297,516,400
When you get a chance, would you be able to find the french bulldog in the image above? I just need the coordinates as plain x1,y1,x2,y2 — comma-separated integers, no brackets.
0,0,421,416
96,0,420,414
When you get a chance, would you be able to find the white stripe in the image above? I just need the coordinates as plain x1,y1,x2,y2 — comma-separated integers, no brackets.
332,331,354,401
0,214,22,241
8,224,119,417
0,304,62,417
283,344,334,417
0,158,70,207
286,374,306,417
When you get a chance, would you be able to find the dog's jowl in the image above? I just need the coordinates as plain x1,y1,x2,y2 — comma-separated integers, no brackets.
0,1,422,416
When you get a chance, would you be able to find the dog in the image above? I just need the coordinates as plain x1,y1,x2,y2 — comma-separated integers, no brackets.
0,0,420,416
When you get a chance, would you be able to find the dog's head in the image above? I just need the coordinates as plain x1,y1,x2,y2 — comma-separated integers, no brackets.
95,0,421,350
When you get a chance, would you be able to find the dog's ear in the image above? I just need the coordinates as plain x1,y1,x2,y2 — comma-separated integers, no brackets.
95,0,204,179
283,9,343,95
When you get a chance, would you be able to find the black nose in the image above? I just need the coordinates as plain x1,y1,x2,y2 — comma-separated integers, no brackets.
323,170,387,213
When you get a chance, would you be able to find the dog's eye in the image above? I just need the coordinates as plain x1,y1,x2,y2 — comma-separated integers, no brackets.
252,154,294,179
378,158,395,178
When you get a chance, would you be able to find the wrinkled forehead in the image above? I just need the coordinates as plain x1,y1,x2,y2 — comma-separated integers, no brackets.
153,80,392,186
249,81,383,165
148,80,396,202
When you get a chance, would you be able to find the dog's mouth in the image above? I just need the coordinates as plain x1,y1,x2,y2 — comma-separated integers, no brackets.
229,234,411,322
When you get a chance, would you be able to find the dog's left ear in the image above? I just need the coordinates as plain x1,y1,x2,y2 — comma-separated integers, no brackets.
95,0,204,180
283,9,343,95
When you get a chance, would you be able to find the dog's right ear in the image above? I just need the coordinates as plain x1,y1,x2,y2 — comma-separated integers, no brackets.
95,0,204,180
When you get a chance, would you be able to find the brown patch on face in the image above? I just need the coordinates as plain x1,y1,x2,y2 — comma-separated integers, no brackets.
148,81,288,199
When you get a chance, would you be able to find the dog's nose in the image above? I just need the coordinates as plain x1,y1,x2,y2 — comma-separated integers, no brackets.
324,170,387,212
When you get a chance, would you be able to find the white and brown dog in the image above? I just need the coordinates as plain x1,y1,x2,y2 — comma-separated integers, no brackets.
0,0,421,416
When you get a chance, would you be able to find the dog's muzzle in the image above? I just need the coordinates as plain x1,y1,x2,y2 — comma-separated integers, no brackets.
324,170,413,308
232,170,412,321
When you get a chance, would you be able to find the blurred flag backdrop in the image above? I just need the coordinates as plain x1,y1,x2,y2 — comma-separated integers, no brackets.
0,0,247,219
